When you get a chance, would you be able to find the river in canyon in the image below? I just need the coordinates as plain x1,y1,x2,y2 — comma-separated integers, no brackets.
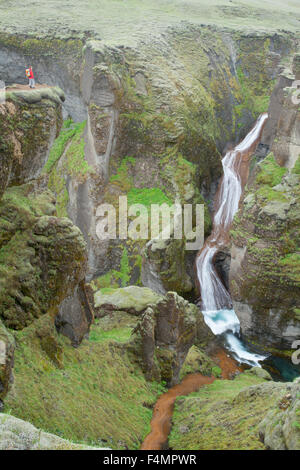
141,114,269,451
196,113,269,367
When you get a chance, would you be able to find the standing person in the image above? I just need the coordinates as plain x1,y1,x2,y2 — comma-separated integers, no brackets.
25,66,35,88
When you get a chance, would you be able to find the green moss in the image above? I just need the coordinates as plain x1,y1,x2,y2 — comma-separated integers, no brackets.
255,186,288,203
292,156,300,175
0,33,83,59
89,327,133,343
90,271,120,291
91,252,132,290
47,120,94,217
253,153,289,204
235,66,271,117
119,247,130,287
109,156,136,192
4,315,163,449
180,346,218,379
279,253,300,283
43,120,80,173
211,366,222,378
256,153,288,187
127,187,173,207
294,308,300,321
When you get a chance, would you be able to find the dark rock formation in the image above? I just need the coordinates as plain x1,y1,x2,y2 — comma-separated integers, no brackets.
134,291,213,386
0,87,64,199
55,282,94,347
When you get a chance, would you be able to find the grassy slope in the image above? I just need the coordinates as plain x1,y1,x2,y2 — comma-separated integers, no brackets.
0,0,299,46
4,314,164,450
169,373,275,450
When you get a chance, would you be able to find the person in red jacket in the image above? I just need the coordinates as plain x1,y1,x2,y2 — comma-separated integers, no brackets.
26,66,35,88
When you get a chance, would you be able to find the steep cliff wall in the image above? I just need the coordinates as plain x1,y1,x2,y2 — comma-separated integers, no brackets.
0,92,90,401
229,59,300,353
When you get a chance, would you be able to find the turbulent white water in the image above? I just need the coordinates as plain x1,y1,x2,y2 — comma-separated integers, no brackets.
197,114,269,367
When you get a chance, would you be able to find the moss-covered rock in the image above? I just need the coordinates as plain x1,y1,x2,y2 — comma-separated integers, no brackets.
259,378,300,450
244,366,272,381
0,183,87,330
94,286,162,316
134,291,212,386
0,89,63,199
0,413,108,450
180,345,218,379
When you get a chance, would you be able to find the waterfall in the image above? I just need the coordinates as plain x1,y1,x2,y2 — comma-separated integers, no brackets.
196,113,269,366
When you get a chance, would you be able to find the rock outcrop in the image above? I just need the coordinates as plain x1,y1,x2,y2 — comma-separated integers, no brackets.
54,282,94,347
0,184,87,331
142,237,194,296
259,378,300,450
94,286,162,316
0,183,90,399
134,291,213,386
0,413,108,450
0,87,64,199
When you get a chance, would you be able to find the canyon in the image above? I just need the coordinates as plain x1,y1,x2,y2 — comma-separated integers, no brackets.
0,0,299,451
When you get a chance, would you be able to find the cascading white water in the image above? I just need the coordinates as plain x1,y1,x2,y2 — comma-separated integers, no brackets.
196,113,269,367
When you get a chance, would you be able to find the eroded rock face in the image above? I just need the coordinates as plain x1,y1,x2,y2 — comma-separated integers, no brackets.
142,238,193,296
0,184,87,331
229,67,300,353
261,55,300,170
135,291,213,386
55,282,94,347
0,88,64,199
